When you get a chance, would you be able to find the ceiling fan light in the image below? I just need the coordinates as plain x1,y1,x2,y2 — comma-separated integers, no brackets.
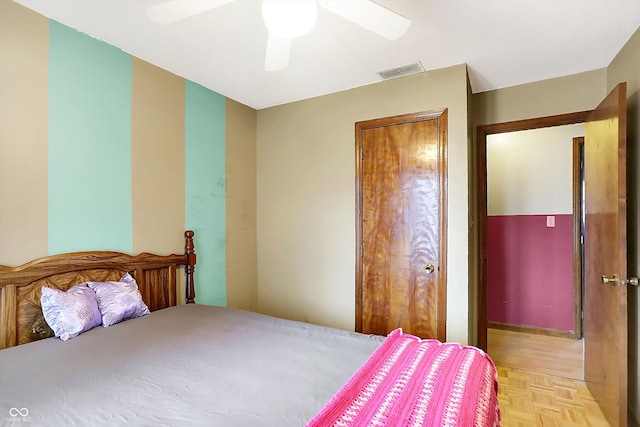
262,0,318,38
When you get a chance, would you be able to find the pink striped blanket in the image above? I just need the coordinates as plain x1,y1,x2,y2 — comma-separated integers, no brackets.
307,329,500,427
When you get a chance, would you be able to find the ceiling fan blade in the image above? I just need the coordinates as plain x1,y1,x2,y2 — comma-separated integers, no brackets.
264,31,292,71
318,0,411,41
146,0,236,25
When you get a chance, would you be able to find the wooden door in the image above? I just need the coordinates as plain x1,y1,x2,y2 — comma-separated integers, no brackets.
355,109,447,340
584,82,627,427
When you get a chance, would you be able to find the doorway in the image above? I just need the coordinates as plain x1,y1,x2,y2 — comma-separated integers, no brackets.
483,124,586,382
485,124,585,340
475,110,592,351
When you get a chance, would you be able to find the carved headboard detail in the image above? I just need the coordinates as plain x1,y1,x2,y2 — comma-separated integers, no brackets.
0,231,196,350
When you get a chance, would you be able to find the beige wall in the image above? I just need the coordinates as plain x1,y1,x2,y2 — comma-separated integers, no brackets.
130,58,187,303
607,24,640,426
256,65,471,344
131,58,185,255
0,0,49,265
226,99,258,311
472,69,607,126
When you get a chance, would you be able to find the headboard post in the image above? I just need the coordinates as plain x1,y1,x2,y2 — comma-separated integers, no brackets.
184,230,197,304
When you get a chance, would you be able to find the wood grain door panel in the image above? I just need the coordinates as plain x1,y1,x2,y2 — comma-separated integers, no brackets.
583,82,627,427
356,110,447,340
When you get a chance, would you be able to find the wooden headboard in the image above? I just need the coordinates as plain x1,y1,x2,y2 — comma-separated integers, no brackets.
0,230,196,349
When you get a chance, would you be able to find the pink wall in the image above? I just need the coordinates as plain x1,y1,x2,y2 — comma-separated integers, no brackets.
487,214,574,331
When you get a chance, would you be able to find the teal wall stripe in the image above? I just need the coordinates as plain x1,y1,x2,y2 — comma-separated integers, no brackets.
48,21,133,254
185,81,226,306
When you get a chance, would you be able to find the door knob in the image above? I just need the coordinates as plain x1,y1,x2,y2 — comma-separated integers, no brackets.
601,275,639,286
621,277,639,287
425,264,435,274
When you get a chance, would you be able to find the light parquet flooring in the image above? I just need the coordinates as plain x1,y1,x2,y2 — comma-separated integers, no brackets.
488,328,584,381
488,328,611,426
497,366,610,426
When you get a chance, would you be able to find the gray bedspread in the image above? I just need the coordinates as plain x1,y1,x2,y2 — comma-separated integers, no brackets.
0,304,383,426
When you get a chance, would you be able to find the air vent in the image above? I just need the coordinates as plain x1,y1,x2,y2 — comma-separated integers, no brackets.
377,62,425,80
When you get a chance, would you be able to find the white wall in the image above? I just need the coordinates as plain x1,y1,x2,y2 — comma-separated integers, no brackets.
487,124,583,216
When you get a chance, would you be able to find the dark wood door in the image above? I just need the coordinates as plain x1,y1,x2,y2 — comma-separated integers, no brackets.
584,82,627,427
355,110,447,340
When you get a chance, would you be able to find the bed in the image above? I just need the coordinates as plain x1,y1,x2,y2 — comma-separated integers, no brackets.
0,231,500,426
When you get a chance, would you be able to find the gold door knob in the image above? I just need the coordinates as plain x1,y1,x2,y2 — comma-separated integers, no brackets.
425,264,435,274
621,277,639,287
602,275,640,286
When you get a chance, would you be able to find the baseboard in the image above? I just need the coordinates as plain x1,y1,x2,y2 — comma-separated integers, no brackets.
488,321,576,339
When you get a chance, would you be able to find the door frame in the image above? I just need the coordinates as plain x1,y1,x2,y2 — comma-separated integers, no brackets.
355,109,448,339
572,136,585,339
475,110,592,350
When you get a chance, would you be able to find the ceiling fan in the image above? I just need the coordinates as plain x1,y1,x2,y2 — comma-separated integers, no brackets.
146,0,412,71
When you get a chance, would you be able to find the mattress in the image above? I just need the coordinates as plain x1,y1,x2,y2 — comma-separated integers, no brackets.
0,304,500,426
0,304,383,426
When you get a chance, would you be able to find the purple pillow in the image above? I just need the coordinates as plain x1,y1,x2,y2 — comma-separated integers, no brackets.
40,285,102,341
87,273,150,327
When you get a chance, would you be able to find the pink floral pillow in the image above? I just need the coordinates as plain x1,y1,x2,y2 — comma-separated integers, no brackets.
87,273,150,327
40,285,102,341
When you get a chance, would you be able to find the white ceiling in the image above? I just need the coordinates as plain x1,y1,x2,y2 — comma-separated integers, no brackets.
14,0,640,110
